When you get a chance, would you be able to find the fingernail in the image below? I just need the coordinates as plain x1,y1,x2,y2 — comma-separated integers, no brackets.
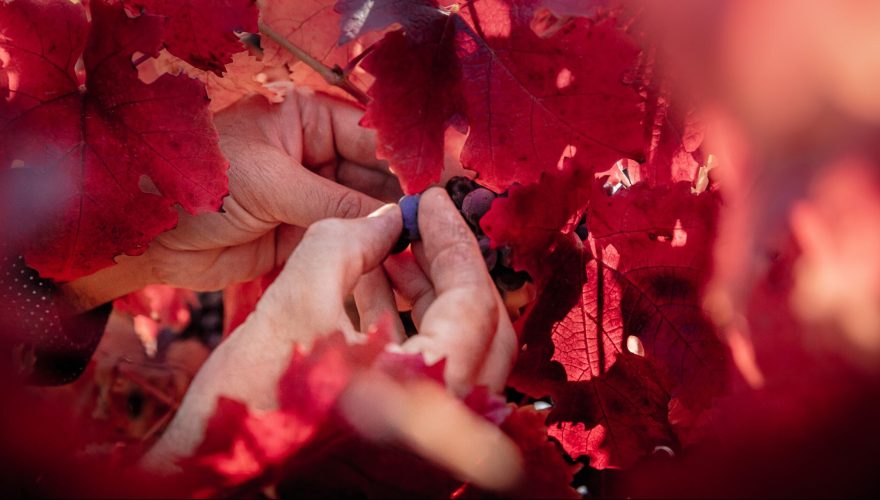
368,203,397,218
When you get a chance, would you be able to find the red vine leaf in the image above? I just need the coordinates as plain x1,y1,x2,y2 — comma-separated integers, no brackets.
456,3,644,191
186,398,311,493
185,326,391,495
124,0,259,75
358,1,644,194
588,182,727,408
640,89,706,186
203,51,293,111
539,0,612,18
505,182,727,468
547,352,674,470
259,0,380,99
481,158,591,273
136,49,294,113
335,0,443,44
502,406,581,499
360,18,462,194
0,0,228,281
260,0,339,66
185,316,519,496
510,236,674,469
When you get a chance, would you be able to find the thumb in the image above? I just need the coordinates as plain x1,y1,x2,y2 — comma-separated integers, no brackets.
257,204,403,337
294,203,403,296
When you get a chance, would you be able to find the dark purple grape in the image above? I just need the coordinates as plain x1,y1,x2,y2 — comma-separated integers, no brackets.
575,223,588,240
399,194,421,240
391,194,421,254
494,267,529,292
478,236,498,271
462,188,496,227
445,176,477,208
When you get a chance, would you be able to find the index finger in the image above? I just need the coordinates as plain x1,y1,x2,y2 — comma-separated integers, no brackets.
255,205,402,342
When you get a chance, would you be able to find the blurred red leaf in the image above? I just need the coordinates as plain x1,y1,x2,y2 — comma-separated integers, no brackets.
0,374,187,497
184,326,390,495
114,285,197,353
335,0,442,44
114,285,196,329
539,0,611,18
0,0,228,281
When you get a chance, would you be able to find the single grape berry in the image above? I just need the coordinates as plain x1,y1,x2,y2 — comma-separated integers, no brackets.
392,194,421,254
494,266,529,292
399,194,421,240
445,176,477,208
575,223,588,240
498,245,513,268
478,236,498,271
462,188,496,227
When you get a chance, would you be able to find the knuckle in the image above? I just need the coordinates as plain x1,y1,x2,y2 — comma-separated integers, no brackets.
331,190,365,219
431,241,479,273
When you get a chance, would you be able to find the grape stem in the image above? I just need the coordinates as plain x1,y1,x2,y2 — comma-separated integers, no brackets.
343,43,376,75
258,21,370,106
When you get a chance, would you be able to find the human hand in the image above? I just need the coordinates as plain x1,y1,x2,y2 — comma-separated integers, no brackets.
254,187,517,391
145,190,520,488
62,89,402,309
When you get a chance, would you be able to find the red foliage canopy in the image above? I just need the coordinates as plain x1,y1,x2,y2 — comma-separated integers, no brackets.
357,0,644,193
483,154,726,467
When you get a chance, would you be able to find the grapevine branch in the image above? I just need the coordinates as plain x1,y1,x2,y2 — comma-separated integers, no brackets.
258,21,370,106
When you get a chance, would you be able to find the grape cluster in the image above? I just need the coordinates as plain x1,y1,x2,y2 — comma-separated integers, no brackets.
393,177,531,294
